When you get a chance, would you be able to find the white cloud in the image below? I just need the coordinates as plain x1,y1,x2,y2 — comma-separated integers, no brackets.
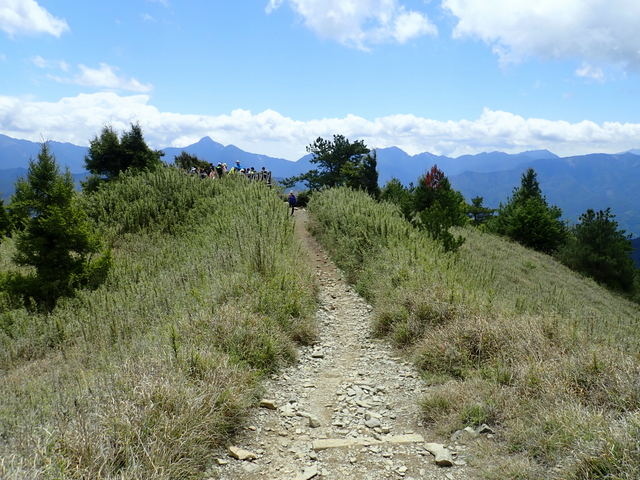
266,0,436,49
576,63,605,82
31,55,69,71
0,0,68,37
443,0,640,70
141,13,157,23
1,92,639,160
51,63,153,93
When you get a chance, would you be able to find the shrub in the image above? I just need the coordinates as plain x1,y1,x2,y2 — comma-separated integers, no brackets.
559,208,636,292
6,144,109,309
489,168,567,253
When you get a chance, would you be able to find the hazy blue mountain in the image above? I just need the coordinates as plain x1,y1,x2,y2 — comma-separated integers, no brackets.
0,133,637,235
443,149,558,175
449,153,640,236
162,137,312,178
0,134,87,172
0,168,27,198
374,147,558,184
375,147,448,186
0,167,86,199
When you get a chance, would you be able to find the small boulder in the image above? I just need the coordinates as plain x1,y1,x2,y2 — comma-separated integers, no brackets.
365,418,381,429
259,399,277,410
424,443,454,467
477,424,495,435
308,415,322,428
228,446,257,461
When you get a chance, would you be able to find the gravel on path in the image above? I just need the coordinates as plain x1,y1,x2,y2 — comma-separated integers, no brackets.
212,210,475,480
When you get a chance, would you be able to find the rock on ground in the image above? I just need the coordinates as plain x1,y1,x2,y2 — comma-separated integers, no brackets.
214,211,473,479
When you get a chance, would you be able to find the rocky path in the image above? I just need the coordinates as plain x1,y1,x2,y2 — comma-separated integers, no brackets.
214,210,473,480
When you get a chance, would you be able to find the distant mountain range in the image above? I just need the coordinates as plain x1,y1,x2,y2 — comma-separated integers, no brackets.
0,133,638,237
0,134,87,172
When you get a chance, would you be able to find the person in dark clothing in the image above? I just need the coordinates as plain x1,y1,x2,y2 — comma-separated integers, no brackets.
288,192,297,216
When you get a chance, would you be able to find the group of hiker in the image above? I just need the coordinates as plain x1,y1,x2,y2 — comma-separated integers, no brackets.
189,160,272,183
186,159,298,215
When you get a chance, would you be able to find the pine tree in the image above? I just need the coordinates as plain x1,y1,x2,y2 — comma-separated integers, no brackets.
489,168,567,253
412,165,467,252
468,196,495,226
283,135,379,197
84,123,163,190
174,152,209,170
10,144,110,308
559,208,636,292
380,178,413,218
0,199,11,239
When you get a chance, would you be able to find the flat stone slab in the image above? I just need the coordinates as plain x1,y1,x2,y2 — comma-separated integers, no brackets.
312,434,424,451
424,442,454,467
387,434,425,444
228,446,258,461
259,399,277,410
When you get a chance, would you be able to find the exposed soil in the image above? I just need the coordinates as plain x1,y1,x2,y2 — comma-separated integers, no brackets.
213,210,475,479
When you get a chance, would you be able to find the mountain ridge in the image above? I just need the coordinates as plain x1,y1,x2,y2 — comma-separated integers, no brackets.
0,133,638,235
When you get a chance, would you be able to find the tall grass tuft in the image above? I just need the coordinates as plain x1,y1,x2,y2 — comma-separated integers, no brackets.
0,170,316,479
308,187,640,480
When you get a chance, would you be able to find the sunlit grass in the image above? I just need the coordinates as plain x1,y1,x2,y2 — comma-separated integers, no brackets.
0,171,317,479
308,187,640,480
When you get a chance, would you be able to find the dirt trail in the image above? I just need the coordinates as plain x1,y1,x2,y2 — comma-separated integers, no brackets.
215,210,473,479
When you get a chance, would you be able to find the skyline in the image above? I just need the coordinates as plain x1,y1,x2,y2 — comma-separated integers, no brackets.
0,0,639,160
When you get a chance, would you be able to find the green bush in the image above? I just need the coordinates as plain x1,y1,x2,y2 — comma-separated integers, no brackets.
489,168,567,253
6,144,109,309
559,208,636,293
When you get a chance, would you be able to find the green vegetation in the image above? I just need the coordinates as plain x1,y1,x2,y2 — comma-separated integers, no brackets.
174,151,209,170
488,168,568,253
3,144,110,309
412,165,468,252
559,208,636,293
380,166,467,252
284,134,379,197
0,169,316,479
379,178,413,218
308,187,640,480
0,198,11,239
468,196,495,226
83,123,164,191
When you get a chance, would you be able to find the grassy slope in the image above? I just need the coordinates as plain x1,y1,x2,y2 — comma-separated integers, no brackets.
0,170,317,480
308,187,640,480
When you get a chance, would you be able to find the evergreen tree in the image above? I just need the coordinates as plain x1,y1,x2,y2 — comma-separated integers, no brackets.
0,199,11,239
412,165,467,252
380,178,413,218
489,168,567,253
84,123,163,190
174,152,209,170
468,196,495,226
9,144,110,309
559,208,636,292
284,135,379,197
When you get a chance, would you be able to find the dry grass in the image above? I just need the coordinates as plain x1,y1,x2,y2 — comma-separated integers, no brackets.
308,187,640,480
0,171,317,479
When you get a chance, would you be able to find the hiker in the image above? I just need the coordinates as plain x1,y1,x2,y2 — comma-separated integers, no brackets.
288,192,297,216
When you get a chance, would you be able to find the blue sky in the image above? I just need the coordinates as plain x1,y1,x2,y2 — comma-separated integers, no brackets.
1,0,640,159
